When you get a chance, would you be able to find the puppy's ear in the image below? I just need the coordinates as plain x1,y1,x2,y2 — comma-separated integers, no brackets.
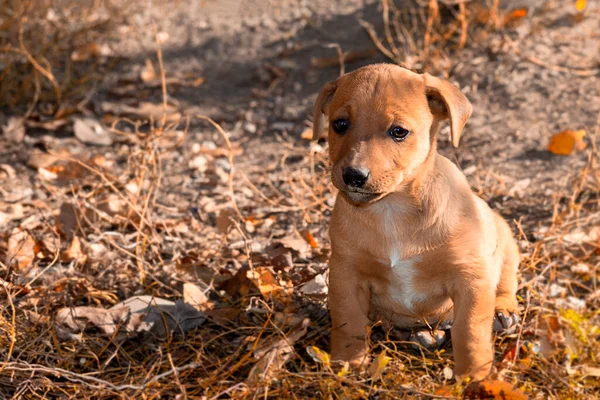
312,80,337,140
423,73,472,147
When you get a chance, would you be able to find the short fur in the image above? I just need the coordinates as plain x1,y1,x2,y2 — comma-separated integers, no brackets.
313,64,519,380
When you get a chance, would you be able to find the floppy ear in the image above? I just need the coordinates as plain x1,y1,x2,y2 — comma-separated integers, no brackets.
423,73,472,148
312,80,337,140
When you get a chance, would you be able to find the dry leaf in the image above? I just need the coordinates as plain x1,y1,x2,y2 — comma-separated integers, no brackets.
141,58,157,82
369,351,391,381
548,129,586,155
205,307,241,324
73,118,114,146
111,295,206,337
56,306,131,338
6,228,37,270
56,202,79,239
216,208,235,233
581,365,600,377
71,43,111,61
27,148,71,169
300,127,313,140
2,116,25,143
463,380,528,400
306,345,330,366
183,282,211,311
246,267,292,302
60,237,87,265
248,318,310,383
301,229,318,249
434,385,454,396
576,0,586,12
300,272,328,295
503,8,528,25
277,232,312,259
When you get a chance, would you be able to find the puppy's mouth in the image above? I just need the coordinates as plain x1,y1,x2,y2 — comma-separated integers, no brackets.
341,189,384,205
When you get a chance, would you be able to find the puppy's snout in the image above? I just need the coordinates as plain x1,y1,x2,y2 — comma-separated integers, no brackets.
342,167,370,188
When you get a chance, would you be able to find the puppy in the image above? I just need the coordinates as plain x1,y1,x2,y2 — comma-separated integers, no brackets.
313,64,519,380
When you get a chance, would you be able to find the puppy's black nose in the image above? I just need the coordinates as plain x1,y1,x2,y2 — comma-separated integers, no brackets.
342,167,370,188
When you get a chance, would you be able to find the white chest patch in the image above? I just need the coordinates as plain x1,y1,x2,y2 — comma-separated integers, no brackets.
389,253,426,311
370,200,427,311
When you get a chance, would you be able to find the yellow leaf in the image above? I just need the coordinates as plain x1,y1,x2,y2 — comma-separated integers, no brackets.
306,346,330,366
336,361,351,376
547,129,586,155
369,351,391,381
576,0,586,12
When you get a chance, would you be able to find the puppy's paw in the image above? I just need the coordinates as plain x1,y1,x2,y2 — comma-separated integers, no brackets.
409,329,448,350
331,343,370,370
493,310,519,334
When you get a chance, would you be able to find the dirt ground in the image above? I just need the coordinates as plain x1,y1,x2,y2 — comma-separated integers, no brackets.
1,0,599,398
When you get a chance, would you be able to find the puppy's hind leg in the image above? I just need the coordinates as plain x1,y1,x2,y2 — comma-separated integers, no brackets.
493,220,520,333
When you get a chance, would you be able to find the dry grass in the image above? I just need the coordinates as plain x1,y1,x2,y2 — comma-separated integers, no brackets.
1,0,599,399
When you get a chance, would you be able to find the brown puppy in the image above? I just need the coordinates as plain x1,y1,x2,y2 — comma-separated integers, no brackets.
313,64,519,380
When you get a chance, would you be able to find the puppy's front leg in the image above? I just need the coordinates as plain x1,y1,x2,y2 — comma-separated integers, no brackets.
451,269,496,380
329,252,371,368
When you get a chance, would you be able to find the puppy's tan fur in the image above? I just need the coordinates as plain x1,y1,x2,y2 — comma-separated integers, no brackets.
313,64,519,380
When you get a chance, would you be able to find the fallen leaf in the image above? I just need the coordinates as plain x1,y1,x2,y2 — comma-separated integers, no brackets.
56,306,131,338
434,385,454,396
183,282,211,311
221,267,253,298
193,77,205,87
537,314,565,357
300,127,313,140
246,267,292,302
463,380,528,400
277,232,312,259
503,8,528,25
2,117,25,143
205,307,241,324
576,0,586,12
216,208,235,233
300,272,328,295
581,365,600,377
71,42,111,61
73,117,114,146
301,229,319,249
141,58,156,82
60,237,87,265
111,295,206,337
56,202,80,239
548,129,586,155
6,228,37,270
369,351,391,381
27,148,71,169
306,345,330,367
248,318,310,383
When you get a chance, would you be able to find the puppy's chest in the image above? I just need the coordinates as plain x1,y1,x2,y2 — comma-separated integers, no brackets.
359,206,445,312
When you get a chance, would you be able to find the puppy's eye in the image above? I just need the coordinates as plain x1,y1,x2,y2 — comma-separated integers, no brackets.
332,118,349,134
388,126,411,142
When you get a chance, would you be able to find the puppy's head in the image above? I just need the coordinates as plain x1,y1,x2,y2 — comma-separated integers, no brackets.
313,64,472,206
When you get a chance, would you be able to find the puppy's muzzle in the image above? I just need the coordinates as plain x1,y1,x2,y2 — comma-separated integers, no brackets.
342,167,370,188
